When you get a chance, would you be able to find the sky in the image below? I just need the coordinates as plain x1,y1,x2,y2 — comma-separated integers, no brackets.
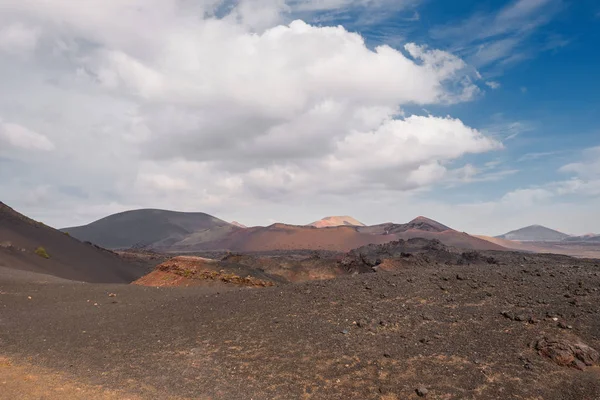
0,0,599,235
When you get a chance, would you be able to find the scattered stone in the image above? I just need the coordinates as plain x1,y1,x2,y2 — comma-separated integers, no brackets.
514,314,527,322
501,311,515,320
108,293,117,297
416,386,429,397
456,274,466,281
383,352,391,358
341,329,349,335
557,322,573,330
535,337,599,370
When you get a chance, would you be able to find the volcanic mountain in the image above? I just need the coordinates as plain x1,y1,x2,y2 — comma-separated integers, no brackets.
496,225,570,242
62,209,240,249
0,202,145,283
61,209,504,253
308,216,366,228
172,216,505,252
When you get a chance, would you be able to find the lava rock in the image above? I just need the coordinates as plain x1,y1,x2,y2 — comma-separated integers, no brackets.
535,337,599,370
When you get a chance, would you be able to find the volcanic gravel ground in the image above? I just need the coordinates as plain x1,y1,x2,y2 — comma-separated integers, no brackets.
1,258,600,399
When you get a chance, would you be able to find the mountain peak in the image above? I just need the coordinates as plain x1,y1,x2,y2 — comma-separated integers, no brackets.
308,216,365,228
496,225,570,242
405,216,452,232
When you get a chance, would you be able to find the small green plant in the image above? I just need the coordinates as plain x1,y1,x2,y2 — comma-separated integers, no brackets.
35,246,50,259
63,231,70,236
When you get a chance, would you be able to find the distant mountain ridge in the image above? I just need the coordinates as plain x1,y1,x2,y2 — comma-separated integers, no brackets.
496,225,570,242
563,233,600,243
62,209,503,252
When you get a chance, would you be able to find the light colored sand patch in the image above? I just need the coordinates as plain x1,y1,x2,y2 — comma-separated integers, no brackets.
0,356,191,400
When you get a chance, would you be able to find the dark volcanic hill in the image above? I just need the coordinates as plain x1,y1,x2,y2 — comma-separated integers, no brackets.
359,216,451,235
496,225,570,242
0,202,145,283
62,209,240,249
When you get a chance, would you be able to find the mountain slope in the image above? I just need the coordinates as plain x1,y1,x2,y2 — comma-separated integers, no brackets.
308,216,366,228
496,225,570,242
0,202,145,283
178,217,505,252
563,234,600,243
360,216,452,235
62,209,239,249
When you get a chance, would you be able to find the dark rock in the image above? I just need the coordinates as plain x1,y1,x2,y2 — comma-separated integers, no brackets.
501,311,515,320
557,322,573,330
416,386,428,397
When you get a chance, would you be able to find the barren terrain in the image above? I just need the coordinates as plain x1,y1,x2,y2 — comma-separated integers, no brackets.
2,241,599,399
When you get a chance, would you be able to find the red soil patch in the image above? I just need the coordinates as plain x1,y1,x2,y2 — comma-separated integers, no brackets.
133,256,274,288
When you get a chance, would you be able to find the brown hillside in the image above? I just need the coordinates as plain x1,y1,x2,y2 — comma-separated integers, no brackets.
182,220,506,252
0,202,145,283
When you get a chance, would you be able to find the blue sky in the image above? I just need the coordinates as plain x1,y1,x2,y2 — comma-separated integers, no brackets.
0,0,599,235
358,0,600,202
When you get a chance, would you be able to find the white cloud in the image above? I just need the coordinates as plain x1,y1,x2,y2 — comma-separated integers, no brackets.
136,174,189,192
497,146,600,202
559,146,600,179
485,81,501,89
0,23,40,55
0,0,504,229
500,187,553,206
0,119,55,151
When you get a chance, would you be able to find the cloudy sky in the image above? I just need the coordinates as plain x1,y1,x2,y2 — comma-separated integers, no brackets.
1,0,599,235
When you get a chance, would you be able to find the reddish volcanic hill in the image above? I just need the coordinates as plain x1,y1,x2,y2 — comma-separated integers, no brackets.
174,223,389,252
170,217,505,252
308,216,366,228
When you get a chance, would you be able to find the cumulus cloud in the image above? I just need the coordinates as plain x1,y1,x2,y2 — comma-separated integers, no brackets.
473,146,600,223
0,119,55,151
0,0,502,228
559,146,600,179
0,23,40,55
